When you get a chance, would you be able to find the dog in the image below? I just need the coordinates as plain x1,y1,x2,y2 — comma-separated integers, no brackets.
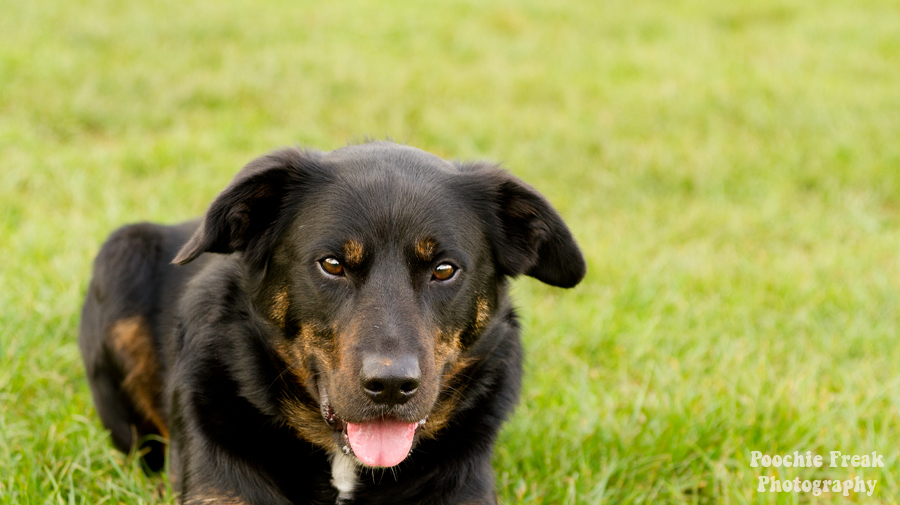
79,141,585,504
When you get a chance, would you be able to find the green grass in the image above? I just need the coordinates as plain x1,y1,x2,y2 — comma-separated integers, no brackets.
3,0,900,503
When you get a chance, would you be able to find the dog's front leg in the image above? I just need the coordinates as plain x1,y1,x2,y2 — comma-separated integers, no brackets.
170,433,295,505
168,386,295,505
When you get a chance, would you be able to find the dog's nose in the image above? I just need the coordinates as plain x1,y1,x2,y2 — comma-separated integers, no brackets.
360,354,420,405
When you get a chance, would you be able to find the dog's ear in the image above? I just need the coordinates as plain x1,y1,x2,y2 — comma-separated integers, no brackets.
172,148,319,268
461,164,586,288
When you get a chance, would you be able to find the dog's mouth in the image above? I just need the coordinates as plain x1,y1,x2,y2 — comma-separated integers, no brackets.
318,382,427,468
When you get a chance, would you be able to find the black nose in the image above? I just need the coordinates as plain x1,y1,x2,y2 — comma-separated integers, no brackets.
360,354,420,405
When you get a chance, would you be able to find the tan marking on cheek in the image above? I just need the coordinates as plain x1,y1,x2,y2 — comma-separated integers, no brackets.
474,296,491,331
343,239,364,267
108,317,168,439
459,295,494,349
415,238,437,262
279,397,336,449
276,322,338,387
276,323,341,451
299,324,316,342
434,329,462,361
270,287,290,328
273,341,310,387
299,323,339,366
418,354,480,440
417,329,468,439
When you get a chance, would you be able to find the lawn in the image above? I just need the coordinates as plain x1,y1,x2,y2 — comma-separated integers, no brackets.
2,0,900,503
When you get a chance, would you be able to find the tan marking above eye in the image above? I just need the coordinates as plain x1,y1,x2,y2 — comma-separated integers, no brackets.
270,287,289,328
415,238,437,261
343,239,364,266
320,257,344,276
432,263,456,281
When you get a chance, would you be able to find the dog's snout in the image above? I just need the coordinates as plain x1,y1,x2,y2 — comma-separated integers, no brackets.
360,354,421,405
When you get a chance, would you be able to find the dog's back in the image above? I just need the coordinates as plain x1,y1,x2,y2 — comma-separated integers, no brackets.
78,220,202,470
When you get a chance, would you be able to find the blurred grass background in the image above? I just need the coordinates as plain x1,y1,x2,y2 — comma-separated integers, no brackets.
2,0,900,503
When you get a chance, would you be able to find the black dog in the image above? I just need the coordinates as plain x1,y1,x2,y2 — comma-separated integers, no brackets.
79,141,585,504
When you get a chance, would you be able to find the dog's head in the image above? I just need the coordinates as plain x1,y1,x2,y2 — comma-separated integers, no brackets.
173,141,584,467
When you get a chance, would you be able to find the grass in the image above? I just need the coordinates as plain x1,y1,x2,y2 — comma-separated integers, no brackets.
2,0,900,503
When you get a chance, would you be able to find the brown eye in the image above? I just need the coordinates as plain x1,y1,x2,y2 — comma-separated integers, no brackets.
432,263,456,281
320,257,344,276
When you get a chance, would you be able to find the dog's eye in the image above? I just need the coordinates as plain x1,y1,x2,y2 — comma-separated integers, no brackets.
432,263,456,281
320,257,344,276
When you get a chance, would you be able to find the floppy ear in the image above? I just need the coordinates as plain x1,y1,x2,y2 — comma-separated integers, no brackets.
463,164,586,288
172,148,320,268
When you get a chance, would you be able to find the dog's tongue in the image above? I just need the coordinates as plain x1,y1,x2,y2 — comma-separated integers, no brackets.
346,418,417,467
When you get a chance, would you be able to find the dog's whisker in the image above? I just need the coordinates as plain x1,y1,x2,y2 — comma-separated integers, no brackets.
263,366,292,396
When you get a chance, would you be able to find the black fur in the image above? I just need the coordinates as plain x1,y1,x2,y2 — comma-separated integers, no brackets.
79,141,585,504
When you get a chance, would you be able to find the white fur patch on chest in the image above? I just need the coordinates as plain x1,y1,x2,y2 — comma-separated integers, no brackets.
330,451,358,503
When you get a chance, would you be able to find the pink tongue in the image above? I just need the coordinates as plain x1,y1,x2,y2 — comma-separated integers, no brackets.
346,418,417,467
